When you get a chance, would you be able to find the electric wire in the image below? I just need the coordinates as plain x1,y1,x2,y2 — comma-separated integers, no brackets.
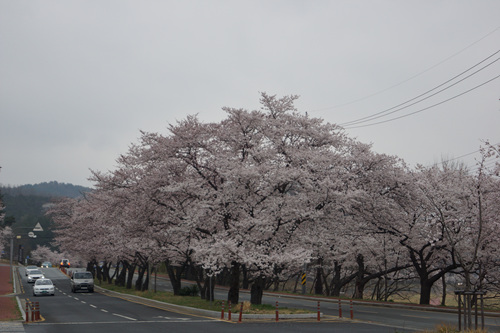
340,50,500,126
432,150,480,166
312,25,500,112
469,159,499,174
344,73,500,129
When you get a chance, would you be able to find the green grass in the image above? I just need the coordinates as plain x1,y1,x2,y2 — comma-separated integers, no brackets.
96,280,312,314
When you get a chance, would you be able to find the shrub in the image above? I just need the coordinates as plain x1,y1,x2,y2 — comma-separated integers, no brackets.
179,285,199,296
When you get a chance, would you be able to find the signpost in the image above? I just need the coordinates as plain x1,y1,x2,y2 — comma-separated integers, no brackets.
301,263,307,295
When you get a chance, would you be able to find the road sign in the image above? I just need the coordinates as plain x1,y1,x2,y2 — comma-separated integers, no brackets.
301,273,306,285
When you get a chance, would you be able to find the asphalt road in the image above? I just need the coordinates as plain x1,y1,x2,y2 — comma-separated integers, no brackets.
16,267,500,333
148,273,500,332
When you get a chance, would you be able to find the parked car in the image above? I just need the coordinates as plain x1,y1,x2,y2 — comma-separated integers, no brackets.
59,259,71,268
25,265,38,276
41,261,52,268
33,278,55,296
71,271,94,293
27,269,44,283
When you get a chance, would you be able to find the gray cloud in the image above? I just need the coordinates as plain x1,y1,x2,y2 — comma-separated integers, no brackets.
1,0,499,187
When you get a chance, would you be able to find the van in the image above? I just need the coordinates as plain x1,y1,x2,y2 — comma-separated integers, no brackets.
70,271,94,293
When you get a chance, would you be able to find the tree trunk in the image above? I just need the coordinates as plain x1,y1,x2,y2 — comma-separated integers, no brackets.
353,254,366,299
204,276,215,301
293,274,299,293
193,266,207,300
330,261,342,297
250,276,265,305
419,278,433,305
242,265,249,290
115,261,127,287
142,268,149,291
228,261,240,304
135,265,146,291
315,266,323,295
126,263,136,289
166,262,182,295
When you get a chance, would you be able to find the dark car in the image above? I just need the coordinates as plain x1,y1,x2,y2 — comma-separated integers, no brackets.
59,259,71,268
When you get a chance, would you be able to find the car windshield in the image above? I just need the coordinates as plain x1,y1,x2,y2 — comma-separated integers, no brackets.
29,270,42,275
35,279,52,286
74,272,93,279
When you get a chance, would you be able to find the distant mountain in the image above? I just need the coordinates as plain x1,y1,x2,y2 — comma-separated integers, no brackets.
0,181,91,198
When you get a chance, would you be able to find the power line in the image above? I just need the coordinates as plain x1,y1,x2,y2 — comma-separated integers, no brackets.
340,51,500,126
344,73,500,129
312,25,500,112
433,150,481,166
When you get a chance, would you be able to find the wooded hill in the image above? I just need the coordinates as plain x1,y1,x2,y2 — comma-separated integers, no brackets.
0,181,91,254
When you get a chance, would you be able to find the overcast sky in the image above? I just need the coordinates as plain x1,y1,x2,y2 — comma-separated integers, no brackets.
1,1,499,188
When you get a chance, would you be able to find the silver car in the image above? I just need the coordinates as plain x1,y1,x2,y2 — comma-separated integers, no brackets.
27,269,44,283
33,278,55,296
71,271,94,293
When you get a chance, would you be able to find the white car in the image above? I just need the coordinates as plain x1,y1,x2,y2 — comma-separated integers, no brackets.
25,265,38,276
33,278,55,296
27,269,44,283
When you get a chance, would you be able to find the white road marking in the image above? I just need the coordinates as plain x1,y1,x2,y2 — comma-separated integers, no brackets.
28,319,216,325
113,313,137,321
81,301,86,304
401,314,431,319
90,304,97,308
154,316,191,321
101,309,108,313
74,297,79,301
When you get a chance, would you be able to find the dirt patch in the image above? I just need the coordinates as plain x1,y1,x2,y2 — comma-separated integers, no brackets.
0,264,13,295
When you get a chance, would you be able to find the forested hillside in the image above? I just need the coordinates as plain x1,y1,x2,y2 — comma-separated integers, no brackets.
0,181,91,257
1,181,90,198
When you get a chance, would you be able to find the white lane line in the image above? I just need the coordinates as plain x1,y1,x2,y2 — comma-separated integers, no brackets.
101,309,108,313
90,304,97,308
112,313,137,321
81,301,86,304
73,297,79,301
401,314,431,319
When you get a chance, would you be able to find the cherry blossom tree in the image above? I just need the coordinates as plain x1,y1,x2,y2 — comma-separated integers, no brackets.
30,245,63,265
48,93,500,307
417,144,500,294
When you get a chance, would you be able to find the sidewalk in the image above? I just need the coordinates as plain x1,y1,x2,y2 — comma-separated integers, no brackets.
0,264,21,321
0,263,26,332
